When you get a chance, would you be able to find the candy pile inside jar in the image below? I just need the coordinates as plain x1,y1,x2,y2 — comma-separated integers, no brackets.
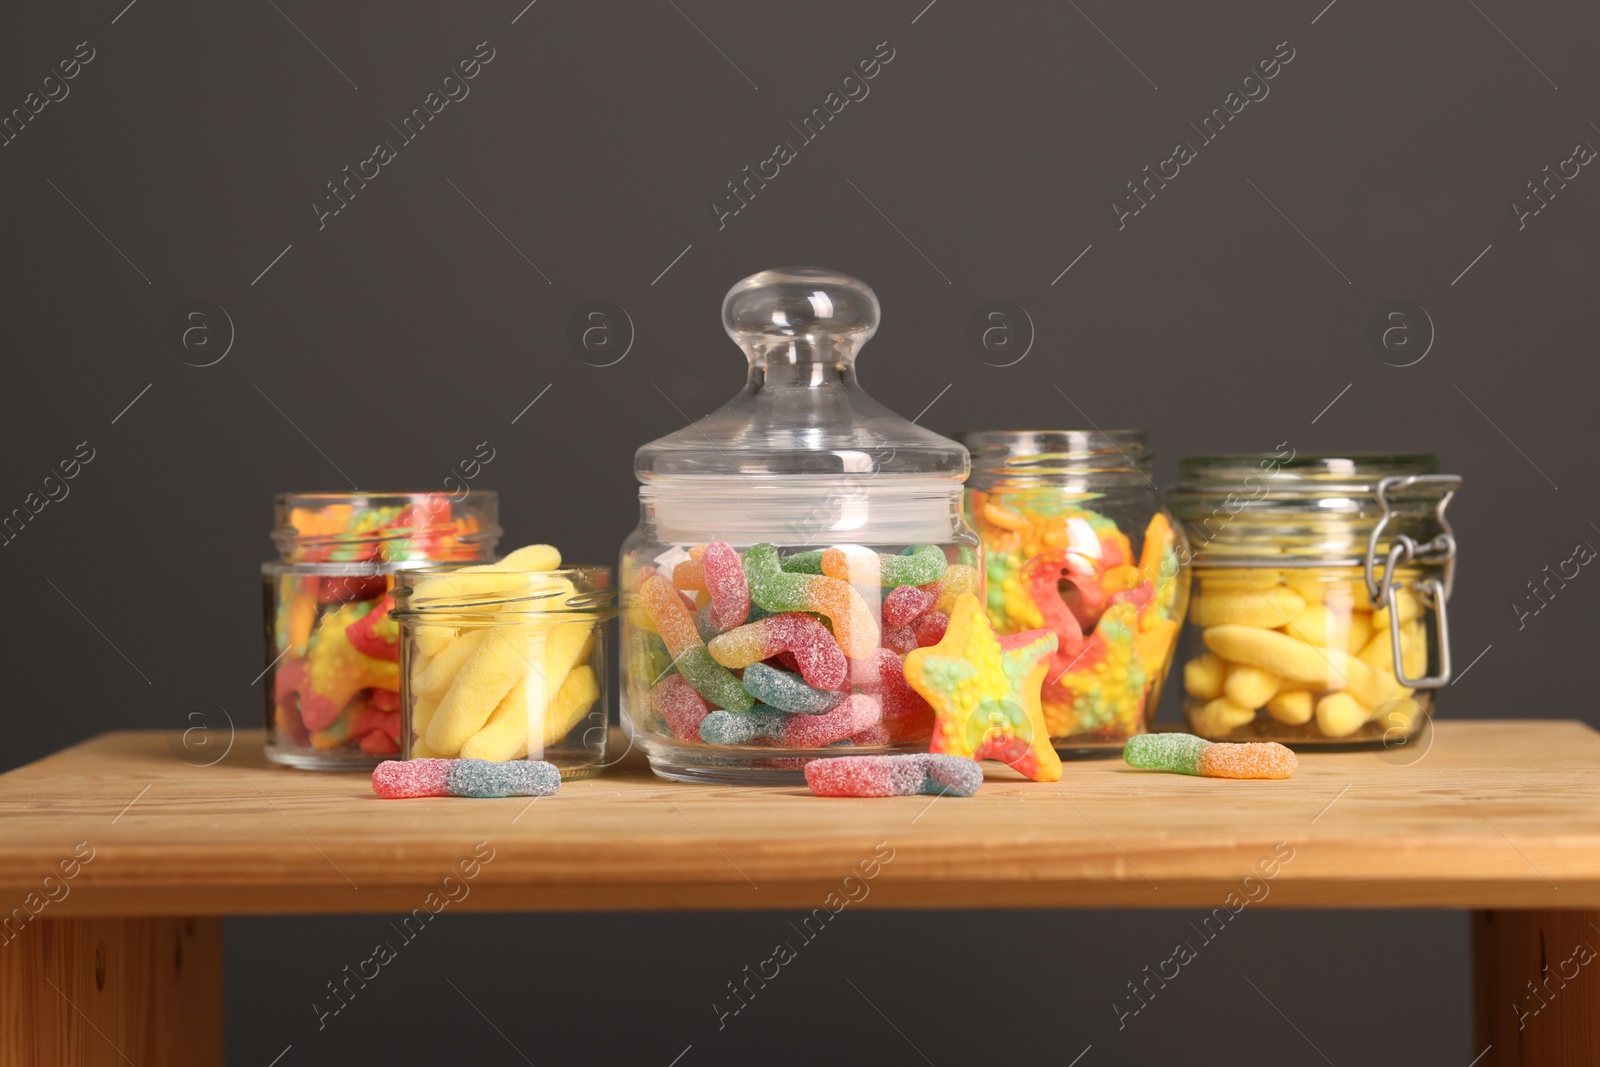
1182,565,1429,740
399,545,607,769
967,491,1184,743
265,493,494,765
627,540,979,753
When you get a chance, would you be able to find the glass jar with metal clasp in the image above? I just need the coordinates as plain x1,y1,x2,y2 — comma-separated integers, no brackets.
1168,454,1460,745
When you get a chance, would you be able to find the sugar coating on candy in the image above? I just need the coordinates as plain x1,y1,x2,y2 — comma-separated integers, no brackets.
927,563,980,615
706,612,848,690
881,624,918,655
820,544,948,587
700,706,785,747
804,753,982,798
372,758,452,798
651,674,712,742
699,541,751,631
742,661,841,715
1197,741,1298,780
912,611,948,647
742,544,880,659
1123,733,1208,776
852,648,935,723
779,550,824,574
444,757,561,798
782,694,881,748
883,585,936,627
639,574,754,711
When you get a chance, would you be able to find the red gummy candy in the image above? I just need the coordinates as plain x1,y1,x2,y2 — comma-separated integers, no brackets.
911,611,948,647
881,625,918,655
346,594,400,661
317,574,389,604
782,694,881,749
851,649,935,743
359,730,400,755
700,541,751,631
882,585,935,627
370,688,400,713
650,675,711,743
371,758,452,798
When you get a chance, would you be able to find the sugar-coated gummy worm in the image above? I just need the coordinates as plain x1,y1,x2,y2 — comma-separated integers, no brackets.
705,611,849,690
741,661,841,715
820,544,948,587
699,541,751,631
1122,733,1297,780
650,674,711,742
882,585,936,627
804,753,983,797
372,758,453,798
444,757,562,798
741,543,880,659
700,694,882,749
639,574,755,711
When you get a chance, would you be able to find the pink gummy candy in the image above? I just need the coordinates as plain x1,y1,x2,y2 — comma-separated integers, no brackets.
782,694,882,748
804,753,983,797
882,585,936,627
707,613,848,691
911,611,948,647
371,758,452,799
851,648,935,742
650,674,711,742
700,541,750,631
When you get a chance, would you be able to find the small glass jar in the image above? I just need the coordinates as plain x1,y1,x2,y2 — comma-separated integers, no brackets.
1169,454,1461,745
620,267,980,784
962,430,1188,750
262,492,500,770
392,566,614,780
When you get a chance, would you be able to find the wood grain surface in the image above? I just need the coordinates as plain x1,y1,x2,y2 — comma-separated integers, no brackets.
0,722,1596,915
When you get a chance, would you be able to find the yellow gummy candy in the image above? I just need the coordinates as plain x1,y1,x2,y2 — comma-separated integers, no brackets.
1371,588,1422,631
1283,574,1325,604
1194,697,1256,735
1345,611,1373,654
1203,624,1386,705
1205,569,1284,591
1223,665,1282,710
414,628,486,700
1192,586,1306,629
1184,653,1226,700
1282,605,1342,647
1266,689,1314,725
426,625,542,756
497,543,562,571
1315,691,1368,738
461,665,600,761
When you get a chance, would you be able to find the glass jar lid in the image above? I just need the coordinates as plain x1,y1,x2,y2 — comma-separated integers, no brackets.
635,267,969,483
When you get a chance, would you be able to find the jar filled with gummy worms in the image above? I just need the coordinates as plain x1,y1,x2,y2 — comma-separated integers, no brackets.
961,430,1188,751
620,267,980,784
1169,454,1461,746
262,492,500,769
393,561,614,780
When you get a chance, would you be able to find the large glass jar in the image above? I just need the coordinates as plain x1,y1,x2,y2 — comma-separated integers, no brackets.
620,267,979,784
393,564,614,780
262,492,499,769
1169,454,1460,745
961,430,1188,750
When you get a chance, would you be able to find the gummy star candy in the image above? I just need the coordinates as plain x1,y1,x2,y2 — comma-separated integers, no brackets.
300,602,400,731
903,593,1063,782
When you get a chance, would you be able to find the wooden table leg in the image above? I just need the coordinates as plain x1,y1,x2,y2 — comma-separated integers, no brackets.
0,916,223,1066
1474,910,1600,1066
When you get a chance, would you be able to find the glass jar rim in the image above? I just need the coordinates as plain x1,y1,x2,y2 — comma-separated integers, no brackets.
959,429,1152,488
393,565,616,616
271,491,501,562
1174,453,1439,495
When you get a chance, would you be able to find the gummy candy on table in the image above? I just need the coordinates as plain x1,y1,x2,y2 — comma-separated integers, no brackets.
445,758,562,798
1123,732,1297,780
705,612,848,691
903,593,1063,782
820,544,947,587
741,543,880,659
372,758,453,798
651,674,712,742
639,573,754,712
804,753,984,797
741,661,841,715
299,602,401,731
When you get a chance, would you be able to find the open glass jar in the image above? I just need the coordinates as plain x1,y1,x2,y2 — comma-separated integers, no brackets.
393,566,614,779
962,430,1188,750
620,267,979,784
1169,454,1460,745
262,492,500,769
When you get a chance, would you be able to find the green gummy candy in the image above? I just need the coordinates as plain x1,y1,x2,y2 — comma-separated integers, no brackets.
1123,733,1210,776
880,545,947,586
743,544,811,614
678,645,755,713
780,550,825,574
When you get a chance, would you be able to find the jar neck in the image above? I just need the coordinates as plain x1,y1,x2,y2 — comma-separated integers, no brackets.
962,429,1153,491
638,480,966,544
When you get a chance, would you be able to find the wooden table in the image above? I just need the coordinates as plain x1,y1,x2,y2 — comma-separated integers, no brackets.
1,720,1596,1066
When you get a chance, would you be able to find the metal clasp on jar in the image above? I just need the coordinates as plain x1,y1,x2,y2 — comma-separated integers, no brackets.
1364,474,1461,688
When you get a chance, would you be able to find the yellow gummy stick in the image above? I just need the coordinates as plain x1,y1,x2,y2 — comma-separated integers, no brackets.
426,625,542,755
414,628,486,700
461,665,600,761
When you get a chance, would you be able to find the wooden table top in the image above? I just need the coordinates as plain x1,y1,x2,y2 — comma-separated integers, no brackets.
1,721,1596,915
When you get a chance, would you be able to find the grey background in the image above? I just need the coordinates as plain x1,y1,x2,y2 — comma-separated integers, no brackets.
2,0,1595,1062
